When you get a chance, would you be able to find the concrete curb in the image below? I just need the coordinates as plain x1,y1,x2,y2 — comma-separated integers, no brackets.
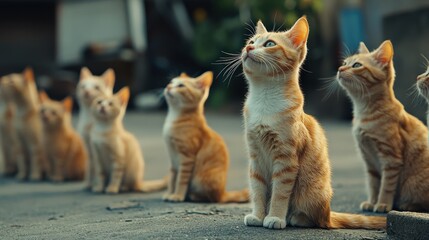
387,210,429,240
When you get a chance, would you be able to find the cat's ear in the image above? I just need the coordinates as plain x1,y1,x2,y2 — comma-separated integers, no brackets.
358,42,369,54
80,67,92,81
39,91,49,103
62,97,73,112
116,87,130,106
195,71,213,89
180,72,188,78
373,40,394,64
286,16,309,48
256,20,267,35
101,68,115,89
23,67,35,83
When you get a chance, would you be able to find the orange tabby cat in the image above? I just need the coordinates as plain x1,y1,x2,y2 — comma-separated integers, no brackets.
338,40,429,212
162,71,249,203
76,67,115,188
40,92,87,182
241,17,385,230
0,79,19,176
90,87,167,193
2,68,48,180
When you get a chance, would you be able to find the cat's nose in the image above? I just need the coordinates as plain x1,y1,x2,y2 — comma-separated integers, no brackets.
246,45,255,53
338,66,348,72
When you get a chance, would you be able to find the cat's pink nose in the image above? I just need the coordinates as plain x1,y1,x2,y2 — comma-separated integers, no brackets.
246,45,255,53
338,66,348,72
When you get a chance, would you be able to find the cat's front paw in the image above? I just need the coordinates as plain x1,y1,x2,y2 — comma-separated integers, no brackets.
244,214,264,227
373,203,392,213
105,185,120,194
51,175,64,183
29,172,42,181
163,194,185,202
263,216,286,230
92,184,104,193
16,172,27,181
360,201,374,212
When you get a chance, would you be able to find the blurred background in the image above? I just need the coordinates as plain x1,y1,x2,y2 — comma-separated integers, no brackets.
0,0,428,120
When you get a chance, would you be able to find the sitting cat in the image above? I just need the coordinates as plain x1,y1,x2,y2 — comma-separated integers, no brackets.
39,92,87,182
2,68,48,180
90,87,167,193
76,67,115,188
162,71,249,203
241,17,384,229
0,78,19,176
338,40,429,212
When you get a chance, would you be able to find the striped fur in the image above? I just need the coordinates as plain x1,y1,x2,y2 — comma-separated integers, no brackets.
338,40,429,213
89,87,167,194
163,72,249,203
242,17,385,230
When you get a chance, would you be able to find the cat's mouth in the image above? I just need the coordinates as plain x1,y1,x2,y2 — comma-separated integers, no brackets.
243,53,260,64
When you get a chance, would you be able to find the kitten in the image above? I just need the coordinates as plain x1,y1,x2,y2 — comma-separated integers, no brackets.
1,68,48,180
40,92,87,182
416,64,429,140
0,79,19,176
90,87,167,193
162,72,249,203
337,40,429,213
76,67,115,188
241,17,385,230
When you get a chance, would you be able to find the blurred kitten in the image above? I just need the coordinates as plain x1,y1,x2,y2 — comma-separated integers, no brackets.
76,67,115,188
1,68,48,180
163,72,249,203
40,92,87,182
337,41,429,212
0,77,19,176
90,87,167,194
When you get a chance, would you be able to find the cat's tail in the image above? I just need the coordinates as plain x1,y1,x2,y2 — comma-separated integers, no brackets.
137,176,168,193
220,189,250,203
329,211,386,229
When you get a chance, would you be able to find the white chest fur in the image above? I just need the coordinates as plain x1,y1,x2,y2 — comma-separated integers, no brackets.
245,83,291,128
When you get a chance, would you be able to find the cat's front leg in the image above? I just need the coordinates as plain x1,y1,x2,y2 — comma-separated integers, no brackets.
162,168,177,200
263,151,298,230
50,156,65,183
91,145,105,193
105,160,125,194
244,150,268,227
360,166,380,212
29,145,43,181
373,153,403,213
164,155,194,202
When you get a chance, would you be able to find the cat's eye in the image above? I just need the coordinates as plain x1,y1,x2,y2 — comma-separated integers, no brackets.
352,62,362,68
97,100,103,105
342,61,347,66
177,84,184,88
264,40,276,47
249,40,254,45
108,102,113,106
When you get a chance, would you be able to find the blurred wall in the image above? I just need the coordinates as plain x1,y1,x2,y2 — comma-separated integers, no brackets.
57,0,129,64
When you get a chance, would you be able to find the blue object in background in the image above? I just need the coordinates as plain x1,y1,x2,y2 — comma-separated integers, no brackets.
340,8,365,54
